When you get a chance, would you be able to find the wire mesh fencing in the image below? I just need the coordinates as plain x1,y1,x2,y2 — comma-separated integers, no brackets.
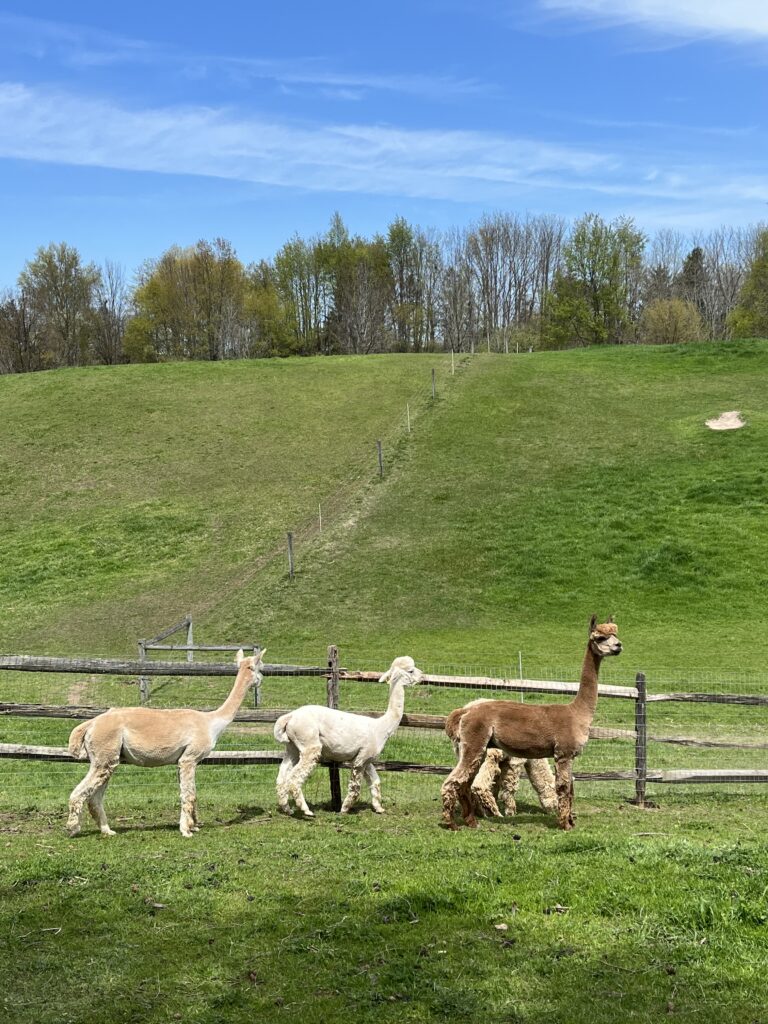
2,649,768,828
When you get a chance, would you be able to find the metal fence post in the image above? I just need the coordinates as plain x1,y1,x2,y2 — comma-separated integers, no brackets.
252,645,261,707
634,671,647,806
327,644,342,811
287,532,295,580
186,616,194,662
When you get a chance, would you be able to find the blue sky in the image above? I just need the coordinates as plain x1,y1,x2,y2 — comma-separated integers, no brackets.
1,0,767,285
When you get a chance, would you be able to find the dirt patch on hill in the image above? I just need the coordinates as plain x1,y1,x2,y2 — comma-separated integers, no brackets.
705,410,745,431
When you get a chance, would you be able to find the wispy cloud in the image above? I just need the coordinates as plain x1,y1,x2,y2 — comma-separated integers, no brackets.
0,82,616,202
0,81,764,213
537,1,768,41
0,12,489,101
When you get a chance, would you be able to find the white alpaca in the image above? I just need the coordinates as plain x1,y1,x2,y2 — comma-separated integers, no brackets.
67,648,264,838
273,655,423,817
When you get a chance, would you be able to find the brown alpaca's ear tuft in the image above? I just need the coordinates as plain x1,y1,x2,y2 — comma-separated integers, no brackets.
589,614,597,635
236,648,245,665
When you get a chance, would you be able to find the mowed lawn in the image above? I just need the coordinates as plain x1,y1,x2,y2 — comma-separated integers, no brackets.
3,343,768,1023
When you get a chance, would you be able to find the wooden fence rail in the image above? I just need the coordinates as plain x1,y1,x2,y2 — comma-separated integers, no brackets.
2,654,768,804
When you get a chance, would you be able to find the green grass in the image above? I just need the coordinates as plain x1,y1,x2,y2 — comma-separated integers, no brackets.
4,343,768,1022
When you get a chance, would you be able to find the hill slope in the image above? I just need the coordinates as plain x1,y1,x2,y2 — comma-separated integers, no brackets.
2,343,767,678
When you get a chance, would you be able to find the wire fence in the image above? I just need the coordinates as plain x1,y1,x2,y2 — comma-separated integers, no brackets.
2,638,768,829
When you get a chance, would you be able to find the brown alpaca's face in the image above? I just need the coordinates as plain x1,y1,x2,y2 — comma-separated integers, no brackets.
590,622,622,657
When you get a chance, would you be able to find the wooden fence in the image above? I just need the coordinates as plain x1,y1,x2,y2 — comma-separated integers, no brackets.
2,650,768,810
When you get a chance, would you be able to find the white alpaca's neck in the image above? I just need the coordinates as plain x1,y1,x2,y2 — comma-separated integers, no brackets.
372,672,408,750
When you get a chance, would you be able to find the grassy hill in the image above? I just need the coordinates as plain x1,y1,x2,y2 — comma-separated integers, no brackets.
2,343,768,679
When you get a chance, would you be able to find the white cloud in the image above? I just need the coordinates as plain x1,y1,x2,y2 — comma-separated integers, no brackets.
0,82,615,202
0,13,488,101
538,0,768,40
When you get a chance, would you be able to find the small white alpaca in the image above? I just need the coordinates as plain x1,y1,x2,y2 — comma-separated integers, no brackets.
273,655,423,817
66,648,265,838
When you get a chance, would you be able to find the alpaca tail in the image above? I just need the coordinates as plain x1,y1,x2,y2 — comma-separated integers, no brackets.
68,720,91,760
273,713,291,744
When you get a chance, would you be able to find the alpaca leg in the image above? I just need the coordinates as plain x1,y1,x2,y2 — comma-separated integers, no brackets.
178,760,198,837
276,746,299,814
554,755,575,831
526,758,558,814
497,757,525,816
340,764,365,814
68,761,116,837
472,749,504,817
86,781,116,836
441,748,485,829
288,745,321,817
364,763,385,813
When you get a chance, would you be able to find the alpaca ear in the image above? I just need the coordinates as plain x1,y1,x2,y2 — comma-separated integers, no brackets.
607,615,614,624
256,647,267,664
378,670,390,684
236,648,245,665
589,614,597,635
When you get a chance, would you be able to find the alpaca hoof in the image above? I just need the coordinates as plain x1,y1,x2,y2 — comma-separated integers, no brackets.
372,807,385,814
466,818,479,829
277,805,292,816
100,827,117,837
180,829,194,838
67,827,80,838
302,810,315,818
441,821,461,831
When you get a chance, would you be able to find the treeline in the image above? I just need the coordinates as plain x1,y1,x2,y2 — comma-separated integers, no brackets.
2,211,768,373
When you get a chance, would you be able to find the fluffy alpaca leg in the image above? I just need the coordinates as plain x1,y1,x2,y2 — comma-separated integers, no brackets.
276,747,298,814
496,757,525,816
364,763,385,813
471,749,504,817
86,781,116,836
67,762,115,836
554,756,575,831
288,745,321,817
525,758,558,813
441,747,485,829
341,764,365,814
178,760,198,837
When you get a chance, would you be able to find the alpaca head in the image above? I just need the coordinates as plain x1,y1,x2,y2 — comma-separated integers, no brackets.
236,647,267,686
379,655,424,686
588,616,622,658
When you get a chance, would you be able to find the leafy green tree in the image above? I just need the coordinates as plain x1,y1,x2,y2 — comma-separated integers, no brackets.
18,242,100,366
640,298,703,344
544,214,645,347
727,230,768,338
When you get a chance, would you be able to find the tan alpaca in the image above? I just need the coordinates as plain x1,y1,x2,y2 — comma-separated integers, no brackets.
441,617,622,831
445,701,557,817
67,648,265,838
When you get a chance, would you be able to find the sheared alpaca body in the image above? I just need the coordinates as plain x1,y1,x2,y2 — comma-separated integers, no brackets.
441,619,621,831
445,700,557,817
274,656,423,816
67,649,264,837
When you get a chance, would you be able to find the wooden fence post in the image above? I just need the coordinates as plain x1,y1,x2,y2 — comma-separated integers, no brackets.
287,532,295,579
431,367,436,399
252,645,261,707
186,616,194,662
138,640,150,705
327,644,342,812
634,671,647,806
376,439,383,478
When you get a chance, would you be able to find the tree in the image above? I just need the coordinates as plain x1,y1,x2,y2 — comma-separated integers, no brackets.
640,299,703,345
728,229,768,338
545,214,645,347
0,288,42,372
18,242,100,366
91,261,129,365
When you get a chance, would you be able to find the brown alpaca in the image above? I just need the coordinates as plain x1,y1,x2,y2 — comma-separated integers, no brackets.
444,701,557,817
441,617,622,831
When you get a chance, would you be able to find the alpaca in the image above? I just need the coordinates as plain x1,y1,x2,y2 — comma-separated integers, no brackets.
67,648,265,838
273,655,423,817
441,617,622,831
444,700,557,817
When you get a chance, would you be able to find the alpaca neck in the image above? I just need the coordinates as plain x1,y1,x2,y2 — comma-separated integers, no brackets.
571,645,602,719
209,666,253,728
374,674,407,747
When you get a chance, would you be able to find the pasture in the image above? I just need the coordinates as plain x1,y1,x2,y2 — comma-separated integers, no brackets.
3,344,768,1021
